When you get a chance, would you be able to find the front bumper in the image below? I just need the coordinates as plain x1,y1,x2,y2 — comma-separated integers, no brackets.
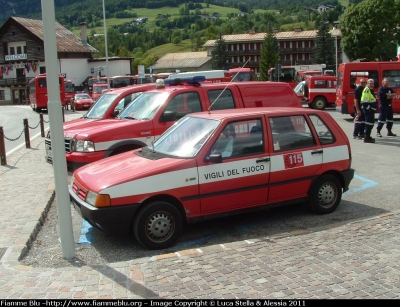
69,186,140,234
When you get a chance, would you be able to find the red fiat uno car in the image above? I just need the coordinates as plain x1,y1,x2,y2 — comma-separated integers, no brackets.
70,107,354,249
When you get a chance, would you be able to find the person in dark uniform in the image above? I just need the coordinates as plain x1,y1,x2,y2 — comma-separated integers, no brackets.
352,78,366,139
377,78,397,137
361,79,377,143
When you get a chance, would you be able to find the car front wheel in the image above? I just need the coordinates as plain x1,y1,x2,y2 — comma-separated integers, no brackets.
308,174,342,214
312,97,327,110
133,201,183,249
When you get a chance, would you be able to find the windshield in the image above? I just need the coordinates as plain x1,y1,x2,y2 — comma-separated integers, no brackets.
84,93,118,119
76,94,91,99
294,81,304,93
232,72,251,82
65,82,74,93
153,116,220,158
93,85,108,93
112,77,131,88
119,91,169,120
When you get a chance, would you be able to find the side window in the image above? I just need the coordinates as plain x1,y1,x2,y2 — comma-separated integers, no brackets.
210,119,264,159
309,114,335,145
383,69,400,89
350,70,378,89
270,115,316,151
165,92,201,120
208,89,235,110
186,92,202,113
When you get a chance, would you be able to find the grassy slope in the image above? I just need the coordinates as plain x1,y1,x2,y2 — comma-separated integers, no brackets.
72,4,245,35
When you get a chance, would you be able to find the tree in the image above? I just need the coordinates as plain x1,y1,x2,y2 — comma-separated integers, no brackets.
211,33,229,70
339,0,400,61
259,27,280,81
312,15,335,69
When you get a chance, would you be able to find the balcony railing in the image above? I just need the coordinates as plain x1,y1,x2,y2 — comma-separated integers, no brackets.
0,77,33,87
280,47,314,53
228,49,260,56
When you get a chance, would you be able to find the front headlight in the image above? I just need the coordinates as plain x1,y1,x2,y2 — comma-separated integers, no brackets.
74,140,95,152
86,190,111,207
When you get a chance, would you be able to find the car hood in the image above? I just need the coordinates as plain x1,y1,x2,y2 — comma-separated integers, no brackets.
62,117,98,130
63,119,141,139
74,150,185,193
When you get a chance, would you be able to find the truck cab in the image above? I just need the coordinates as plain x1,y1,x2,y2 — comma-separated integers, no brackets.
294,75,337,110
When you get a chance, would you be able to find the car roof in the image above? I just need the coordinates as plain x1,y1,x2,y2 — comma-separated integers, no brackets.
102,83,158,96
188,107,323,120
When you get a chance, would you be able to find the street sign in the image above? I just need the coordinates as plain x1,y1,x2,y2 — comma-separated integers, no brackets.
138,65,145,78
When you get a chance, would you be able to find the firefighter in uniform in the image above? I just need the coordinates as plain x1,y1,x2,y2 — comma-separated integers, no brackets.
361,79,377,143
377,77,397,137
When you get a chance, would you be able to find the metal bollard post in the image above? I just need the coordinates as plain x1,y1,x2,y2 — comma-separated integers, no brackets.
23,118,31,149
62,107,65,122
0,126,7,165
40,113,45,137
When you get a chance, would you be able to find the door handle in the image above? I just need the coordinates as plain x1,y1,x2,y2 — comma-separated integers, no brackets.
311,150,323,155
256,157,270,163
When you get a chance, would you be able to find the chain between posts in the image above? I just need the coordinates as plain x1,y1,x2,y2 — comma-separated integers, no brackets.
0,113,49,166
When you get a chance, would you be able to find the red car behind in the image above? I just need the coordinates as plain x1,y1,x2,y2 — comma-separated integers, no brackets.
73,93,94,110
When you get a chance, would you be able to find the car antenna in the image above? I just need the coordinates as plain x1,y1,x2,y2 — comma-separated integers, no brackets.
207,57,251,114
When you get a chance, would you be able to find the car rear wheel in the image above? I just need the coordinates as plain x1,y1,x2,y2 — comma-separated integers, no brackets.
308,174,342,214
133,201,183,249
312,97,327,110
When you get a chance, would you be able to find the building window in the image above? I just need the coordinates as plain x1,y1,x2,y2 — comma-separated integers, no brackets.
17,46,22,54
23,46,27,53
0,90,5,100
9,47,15,55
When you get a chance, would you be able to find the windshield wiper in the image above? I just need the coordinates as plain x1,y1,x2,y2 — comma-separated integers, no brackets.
121,116,138,120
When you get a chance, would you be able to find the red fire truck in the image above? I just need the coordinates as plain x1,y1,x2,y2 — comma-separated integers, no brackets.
336,61,400,116
294,75,337,110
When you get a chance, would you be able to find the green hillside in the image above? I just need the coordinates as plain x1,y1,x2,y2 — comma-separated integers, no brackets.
72,4,248,36
146,40,193,57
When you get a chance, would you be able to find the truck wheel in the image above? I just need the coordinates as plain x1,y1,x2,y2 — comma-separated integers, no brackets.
133,201,183,249
307,174,342,214
312,97,327,110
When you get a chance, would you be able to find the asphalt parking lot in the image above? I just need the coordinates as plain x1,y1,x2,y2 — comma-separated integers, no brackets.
20,108,400,269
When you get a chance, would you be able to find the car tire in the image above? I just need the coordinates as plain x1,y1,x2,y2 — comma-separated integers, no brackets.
133,201,183,249
308,174,342,214
312,97,327,110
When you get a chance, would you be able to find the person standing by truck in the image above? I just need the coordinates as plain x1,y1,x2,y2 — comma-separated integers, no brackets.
361,79,377,143
352,79,366,139
377,78,397,137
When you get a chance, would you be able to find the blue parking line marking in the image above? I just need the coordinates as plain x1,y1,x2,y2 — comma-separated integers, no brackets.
178,234,218,248
343,174,379,197
78,220,93,244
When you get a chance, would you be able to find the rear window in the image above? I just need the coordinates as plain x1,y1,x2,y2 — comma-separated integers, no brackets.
208,89,235,110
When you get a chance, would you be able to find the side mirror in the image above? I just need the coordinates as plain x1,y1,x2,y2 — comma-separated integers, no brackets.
112,110,120,117
205,153,223,163
161,110,176,122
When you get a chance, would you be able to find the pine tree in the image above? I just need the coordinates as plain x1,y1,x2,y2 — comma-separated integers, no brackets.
312,15,335,70
259,27,280,81
211,33,229,70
